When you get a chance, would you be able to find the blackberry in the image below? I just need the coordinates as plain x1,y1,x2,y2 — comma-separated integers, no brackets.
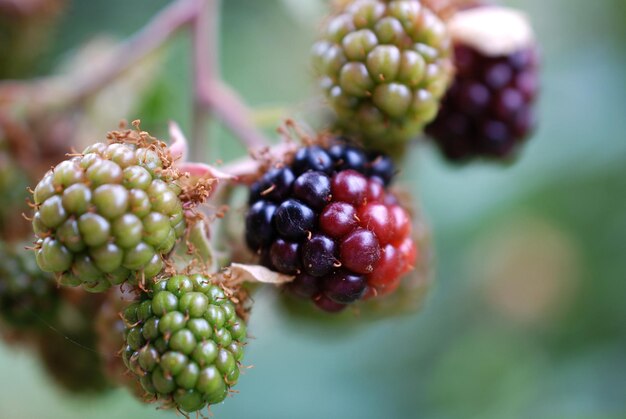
246,143,417,312
0,241,58,330
312,0,454,152
425,6,539,161
122,274,247,413
30,128,186,292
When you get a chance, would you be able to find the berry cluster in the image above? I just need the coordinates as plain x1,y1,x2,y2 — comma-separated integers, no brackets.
426,7,539,161
31,139,185,292
122,274,246,413
246,143,416,312
312,0,453,151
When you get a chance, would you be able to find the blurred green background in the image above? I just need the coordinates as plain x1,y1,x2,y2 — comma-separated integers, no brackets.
1,0,625,418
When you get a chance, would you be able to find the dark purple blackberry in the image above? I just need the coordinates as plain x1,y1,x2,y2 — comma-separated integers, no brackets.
292,171,331,210
301,234,338,277
322,270,367,304
292,146,333,175
367,153,395,186
425,6,539,162
270,239,301,274
328,144,367,173
245,200,277,251
273,199,316,241
246,142,417,313
248,167,295,204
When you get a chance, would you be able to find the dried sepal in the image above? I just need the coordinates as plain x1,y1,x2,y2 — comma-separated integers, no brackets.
449,6,535,57
223,263,295,286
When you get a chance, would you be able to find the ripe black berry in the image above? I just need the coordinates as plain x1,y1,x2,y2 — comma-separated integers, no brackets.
273,199,316,241
425,6,539,161
301,234,338,277
322,270,366,304
246,141,417,312
245,201,277,251
292,171,331,210
292,146,333,175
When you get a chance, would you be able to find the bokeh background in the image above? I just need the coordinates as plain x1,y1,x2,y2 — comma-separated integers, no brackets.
1,0,625,418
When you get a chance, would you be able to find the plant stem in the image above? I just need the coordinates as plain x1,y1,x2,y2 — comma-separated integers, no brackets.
67,0,201,104
219,141,297,183
1,0,272,154
190,0,219,158
197,81,272,150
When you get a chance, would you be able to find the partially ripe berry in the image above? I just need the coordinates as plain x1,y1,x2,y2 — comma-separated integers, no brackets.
246,142,417,312
426,6,539,161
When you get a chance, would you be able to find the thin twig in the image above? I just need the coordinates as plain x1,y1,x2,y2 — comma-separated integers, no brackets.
219,141,297,184
191,0,271,153
67,0,201,104
197,80,272,150
191,0,220,158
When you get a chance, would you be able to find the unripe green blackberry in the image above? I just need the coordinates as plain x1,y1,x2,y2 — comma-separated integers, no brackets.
0,241,58,329
313,0,453,152
31,132,186,292
122,274,247,413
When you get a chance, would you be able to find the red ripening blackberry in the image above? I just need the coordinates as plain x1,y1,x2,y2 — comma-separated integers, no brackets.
246,142,416,313
425,6,539,161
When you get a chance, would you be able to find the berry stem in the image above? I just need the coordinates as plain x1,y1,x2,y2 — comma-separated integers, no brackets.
66,0,200,104
196,81,272,150
190,0,218,158
191,0,272,154
1,0,271,154
220,142,298,184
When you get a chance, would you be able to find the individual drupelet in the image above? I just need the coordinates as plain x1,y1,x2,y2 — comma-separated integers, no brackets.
246,142,417,313
122,274,247,413
312,0,454,152
425,6,539,161
31,134,186,292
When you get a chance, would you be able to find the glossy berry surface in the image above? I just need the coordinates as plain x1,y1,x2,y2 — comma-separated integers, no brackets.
312,0,454,150
122,274,246,412
246,143,417,312
426,43,539,161
30,137,186,292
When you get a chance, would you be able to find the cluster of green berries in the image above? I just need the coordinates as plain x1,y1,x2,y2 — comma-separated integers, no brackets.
31,139,185,292
122,274,246,413
312,0,453,151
